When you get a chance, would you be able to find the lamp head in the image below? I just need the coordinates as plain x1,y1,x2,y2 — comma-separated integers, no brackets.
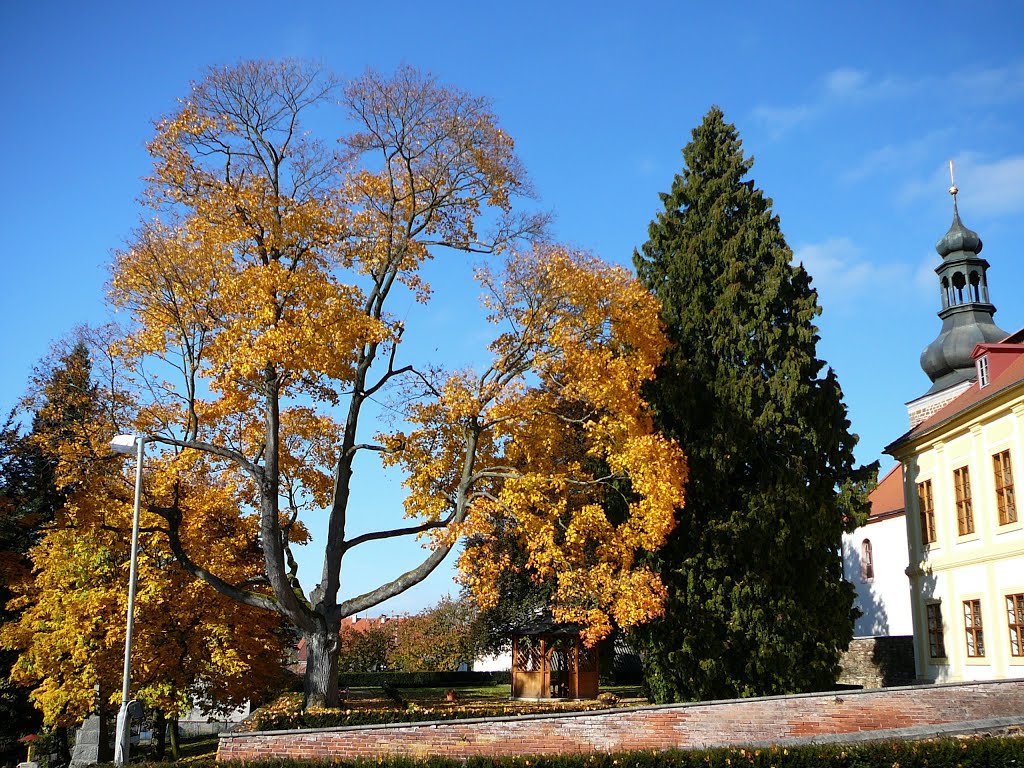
109,434,139,455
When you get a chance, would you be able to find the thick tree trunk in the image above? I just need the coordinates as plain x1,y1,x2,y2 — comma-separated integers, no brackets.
168,717,180,760
56,727,71,766
152,710,166,761
97,686,113,764
303,628,340,708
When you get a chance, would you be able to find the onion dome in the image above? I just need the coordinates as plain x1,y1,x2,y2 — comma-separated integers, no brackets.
935,200,983,260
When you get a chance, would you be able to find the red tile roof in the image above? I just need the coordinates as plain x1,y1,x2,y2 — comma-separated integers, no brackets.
887,334,1024,453
293,616,403,664
868,464,904,521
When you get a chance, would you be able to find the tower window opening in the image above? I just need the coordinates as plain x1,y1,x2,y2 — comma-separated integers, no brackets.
952,271,966,304
969,271,981,302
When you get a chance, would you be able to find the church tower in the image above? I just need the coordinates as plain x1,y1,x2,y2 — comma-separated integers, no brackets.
907,171,1008,427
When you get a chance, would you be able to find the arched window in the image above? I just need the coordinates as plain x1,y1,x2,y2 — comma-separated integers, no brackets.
968,271,982,302
861,539,874,581
952,271,966,304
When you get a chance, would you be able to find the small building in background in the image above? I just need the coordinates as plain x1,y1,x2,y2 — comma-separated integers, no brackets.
838,466,915,688
843,464,913,638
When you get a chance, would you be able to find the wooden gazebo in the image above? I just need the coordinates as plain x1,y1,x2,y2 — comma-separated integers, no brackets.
510,616,599,700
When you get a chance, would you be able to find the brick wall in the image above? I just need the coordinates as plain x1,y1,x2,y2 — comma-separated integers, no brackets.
907,383,971,429
838,636,916,688
217,679,1024,762
909,400,945,429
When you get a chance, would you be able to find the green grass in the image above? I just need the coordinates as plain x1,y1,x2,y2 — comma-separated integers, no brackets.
371,684,501,704
175,735,219,761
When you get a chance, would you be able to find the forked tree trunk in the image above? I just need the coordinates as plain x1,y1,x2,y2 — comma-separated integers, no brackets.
303,628,340,708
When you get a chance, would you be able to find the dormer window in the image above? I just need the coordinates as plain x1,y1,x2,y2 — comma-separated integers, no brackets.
977,354,990,388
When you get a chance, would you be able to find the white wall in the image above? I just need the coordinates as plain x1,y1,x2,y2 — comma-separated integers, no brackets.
842,513,913,637
472,650,512,672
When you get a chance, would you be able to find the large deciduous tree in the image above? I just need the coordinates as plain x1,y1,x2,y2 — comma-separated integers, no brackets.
630,107,874,703
107,60,687,709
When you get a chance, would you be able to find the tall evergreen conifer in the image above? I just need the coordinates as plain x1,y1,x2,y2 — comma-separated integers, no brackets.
631,107,874,702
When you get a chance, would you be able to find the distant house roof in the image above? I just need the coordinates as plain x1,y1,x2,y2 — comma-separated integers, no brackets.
887,328,1024,455
866,464,904,523
293,615,403,668
346,616,400,633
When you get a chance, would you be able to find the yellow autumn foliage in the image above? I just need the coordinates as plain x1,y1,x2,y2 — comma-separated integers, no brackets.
0,341,289,727
385,245,687,643
90,61,687,706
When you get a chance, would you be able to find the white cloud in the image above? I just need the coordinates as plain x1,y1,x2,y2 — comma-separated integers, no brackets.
750,103,816,137
965,155,1024,215
840,129,954,184
753,62,1023,138
753,67,900,136
912,253,939,296
793,238,934,313
842,144,912,185
900,153,1024,216
795,238,874,292
950,61,1024,104
825,67,869,97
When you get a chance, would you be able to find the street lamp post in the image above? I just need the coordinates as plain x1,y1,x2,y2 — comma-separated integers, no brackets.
109,433,148,767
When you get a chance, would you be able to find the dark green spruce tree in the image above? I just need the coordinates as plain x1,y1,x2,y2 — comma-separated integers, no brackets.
631,107,875,703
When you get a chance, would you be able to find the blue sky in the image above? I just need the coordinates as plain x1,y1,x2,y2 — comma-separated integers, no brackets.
3,2,1023,614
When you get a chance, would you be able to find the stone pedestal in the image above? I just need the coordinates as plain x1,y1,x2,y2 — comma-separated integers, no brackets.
70,716,102,768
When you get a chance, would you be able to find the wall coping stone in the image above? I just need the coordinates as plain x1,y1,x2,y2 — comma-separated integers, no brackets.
763,716,1024,748
221,677,1024,739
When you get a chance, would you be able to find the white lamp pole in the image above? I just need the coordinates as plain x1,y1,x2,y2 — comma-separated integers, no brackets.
109,434,148,767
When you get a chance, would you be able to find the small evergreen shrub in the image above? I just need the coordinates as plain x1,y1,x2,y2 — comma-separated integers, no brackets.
380,681,408,708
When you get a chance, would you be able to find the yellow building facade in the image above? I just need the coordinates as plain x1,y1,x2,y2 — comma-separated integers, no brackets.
887,340,1024,683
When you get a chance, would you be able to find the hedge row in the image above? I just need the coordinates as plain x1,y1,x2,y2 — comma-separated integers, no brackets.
247,700,614,732
132,735,1024,768
337,671,511,688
